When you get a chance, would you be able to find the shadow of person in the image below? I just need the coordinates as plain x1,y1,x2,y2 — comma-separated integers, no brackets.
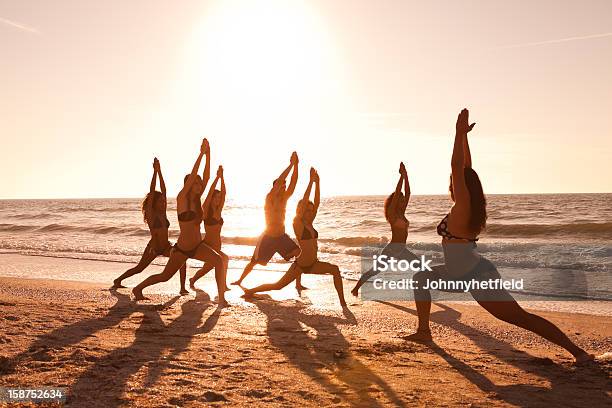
377,301,611,407
249,296,405,407
10,289,172,366
66,288,220,407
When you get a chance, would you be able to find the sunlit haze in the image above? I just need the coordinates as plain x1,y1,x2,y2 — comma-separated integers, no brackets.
2,0,611,200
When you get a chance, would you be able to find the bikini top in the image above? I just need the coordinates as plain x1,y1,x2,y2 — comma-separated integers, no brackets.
178,206,202,225
204,216,224,227
437,214,478,242
151,215,170,230
299,224,319,240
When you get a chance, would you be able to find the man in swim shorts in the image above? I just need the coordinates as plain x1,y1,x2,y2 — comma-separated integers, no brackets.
232,152,301,285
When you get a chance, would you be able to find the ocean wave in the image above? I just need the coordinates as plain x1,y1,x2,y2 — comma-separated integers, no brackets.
11,213,56,220
223,235,389,248
355,219,387,227
320,236,389,246
410,221,612,239
0,244,280,266
0,224,38,232
0,222,152,237
484,222,612,238
54,206,140,213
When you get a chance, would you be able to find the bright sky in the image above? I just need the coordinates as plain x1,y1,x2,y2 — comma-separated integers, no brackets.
1,0,611,200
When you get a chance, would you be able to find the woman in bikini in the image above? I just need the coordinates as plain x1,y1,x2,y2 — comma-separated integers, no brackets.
351,162,418,296
189,165,229,289
408,108,593,363
132,139,226,305
244,168,347,308
113,158,187,294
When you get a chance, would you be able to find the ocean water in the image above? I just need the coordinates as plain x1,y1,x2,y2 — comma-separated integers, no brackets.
0,194,610,300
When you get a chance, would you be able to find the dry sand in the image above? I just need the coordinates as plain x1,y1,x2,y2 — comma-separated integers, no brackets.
0,255,610,407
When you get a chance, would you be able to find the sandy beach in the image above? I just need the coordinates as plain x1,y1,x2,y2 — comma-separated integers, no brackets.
0,254,610,407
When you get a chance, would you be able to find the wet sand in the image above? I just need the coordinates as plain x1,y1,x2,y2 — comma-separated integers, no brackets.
0,255,610,407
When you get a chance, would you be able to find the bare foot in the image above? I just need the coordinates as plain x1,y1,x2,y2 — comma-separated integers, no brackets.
350,287,359,297
179,289,190,296
216,298,228,307
296,284,308,291
132,288,148,301
402,330,433,343
242,289,254,299
112,280,126,289
231,280,242,286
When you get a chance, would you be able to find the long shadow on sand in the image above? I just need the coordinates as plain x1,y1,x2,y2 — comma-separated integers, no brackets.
378,301,611,407
11,289,164,365
14,289,221,407
67,288,221,406
251,296,406,407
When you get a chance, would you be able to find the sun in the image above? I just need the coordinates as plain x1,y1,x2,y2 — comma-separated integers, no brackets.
168,0,350,234
180,0,345,138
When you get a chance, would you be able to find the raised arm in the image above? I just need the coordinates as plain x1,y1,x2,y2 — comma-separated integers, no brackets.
219,167,226,212
388,163,404,220
202,140,211,188
302,167,315,204
451,109,475,209
313,170,320,216
463,128,472,169
156,159,167,197
284,152,299,198
276,153,295,181
150,158,158,194
181,139,208,196
202,170,220,219
400,162,410,212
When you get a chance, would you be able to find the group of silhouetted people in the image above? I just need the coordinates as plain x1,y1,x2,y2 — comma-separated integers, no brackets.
112,109,594,363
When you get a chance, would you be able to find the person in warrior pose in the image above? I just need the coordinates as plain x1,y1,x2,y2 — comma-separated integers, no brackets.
244,168,347,307
351,162,419,296
189,165,229,289
231,152,301,287
113,158,187,294
132,139,226,305
407,108,593,363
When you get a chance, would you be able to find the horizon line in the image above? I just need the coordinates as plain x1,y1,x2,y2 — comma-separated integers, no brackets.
1,192,610,201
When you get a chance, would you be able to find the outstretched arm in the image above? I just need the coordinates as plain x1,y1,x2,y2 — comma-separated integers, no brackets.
451,109,475,210
284,152,299,198
182,139,207,196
